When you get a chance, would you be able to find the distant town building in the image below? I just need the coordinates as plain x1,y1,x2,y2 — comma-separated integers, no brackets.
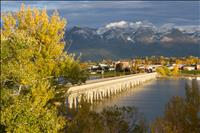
183,66,195,71
196,64,200,70
146,65,161,72
115,61,131,72
89,63,113,74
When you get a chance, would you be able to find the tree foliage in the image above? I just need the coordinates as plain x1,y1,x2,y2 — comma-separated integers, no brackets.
66,100,147,133
156,66,171,76
1,4,86,132
1,82,65,133
156,66,180,77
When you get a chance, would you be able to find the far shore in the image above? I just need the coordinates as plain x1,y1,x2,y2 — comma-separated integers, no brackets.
157,74,200,79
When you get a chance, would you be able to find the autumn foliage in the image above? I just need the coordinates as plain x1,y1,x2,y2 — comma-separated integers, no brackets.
1,4,86,132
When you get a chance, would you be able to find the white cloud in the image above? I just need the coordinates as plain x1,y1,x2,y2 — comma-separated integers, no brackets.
136,21,142,25
161,37,174,43
175,25,200,33
105,21,128,29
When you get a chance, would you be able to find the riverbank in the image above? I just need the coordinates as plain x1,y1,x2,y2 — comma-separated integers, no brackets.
89,72,200,82
157,74,200,79
157,69,200,78
180,70,200,77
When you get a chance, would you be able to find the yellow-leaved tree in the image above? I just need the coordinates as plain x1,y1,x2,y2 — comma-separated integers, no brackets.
1,4,87,132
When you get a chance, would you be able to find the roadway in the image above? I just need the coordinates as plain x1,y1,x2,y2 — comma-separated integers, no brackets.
85,72,154,85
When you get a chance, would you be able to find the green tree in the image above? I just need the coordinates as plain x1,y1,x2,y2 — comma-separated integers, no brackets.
67,100,104,133
101,106,147,133
156,66,171,76
171,65,180,76
1,82,65,133
185,56,199,65
1,4,86,132
67,99,147,133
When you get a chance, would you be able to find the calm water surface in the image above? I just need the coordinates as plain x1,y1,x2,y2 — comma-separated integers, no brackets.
92,78,200,122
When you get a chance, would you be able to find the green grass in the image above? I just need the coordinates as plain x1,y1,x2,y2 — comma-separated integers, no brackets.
180,70,200,75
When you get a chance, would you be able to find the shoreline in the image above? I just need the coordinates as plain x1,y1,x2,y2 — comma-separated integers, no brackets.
88,72,200,82
157,74,200,80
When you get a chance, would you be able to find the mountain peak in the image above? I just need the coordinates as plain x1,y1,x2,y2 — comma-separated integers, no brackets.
65,21,200,61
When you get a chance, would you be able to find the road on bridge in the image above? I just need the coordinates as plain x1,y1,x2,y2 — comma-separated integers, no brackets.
86,73,153,84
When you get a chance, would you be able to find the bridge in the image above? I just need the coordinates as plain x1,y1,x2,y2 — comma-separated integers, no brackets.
67,72,157,108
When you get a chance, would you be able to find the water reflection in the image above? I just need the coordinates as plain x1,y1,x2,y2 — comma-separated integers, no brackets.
92,77,200,122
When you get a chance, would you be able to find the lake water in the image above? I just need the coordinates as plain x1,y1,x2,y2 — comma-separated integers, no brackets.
92,78,200,122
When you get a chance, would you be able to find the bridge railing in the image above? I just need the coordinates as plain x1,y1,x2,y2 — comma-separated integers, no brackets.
68,72,157,93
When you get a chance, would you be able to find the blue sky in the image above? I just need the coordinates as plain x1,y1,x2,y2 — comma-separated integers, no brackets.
1,1,200,28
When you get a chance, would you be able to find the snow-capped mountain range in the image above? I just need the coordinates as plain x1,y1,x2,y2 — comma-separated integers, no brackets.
65,21,200,61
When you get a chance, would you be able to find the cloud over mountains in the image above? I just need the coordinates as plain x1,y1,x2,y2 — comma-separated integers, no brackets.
65,20,200,61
